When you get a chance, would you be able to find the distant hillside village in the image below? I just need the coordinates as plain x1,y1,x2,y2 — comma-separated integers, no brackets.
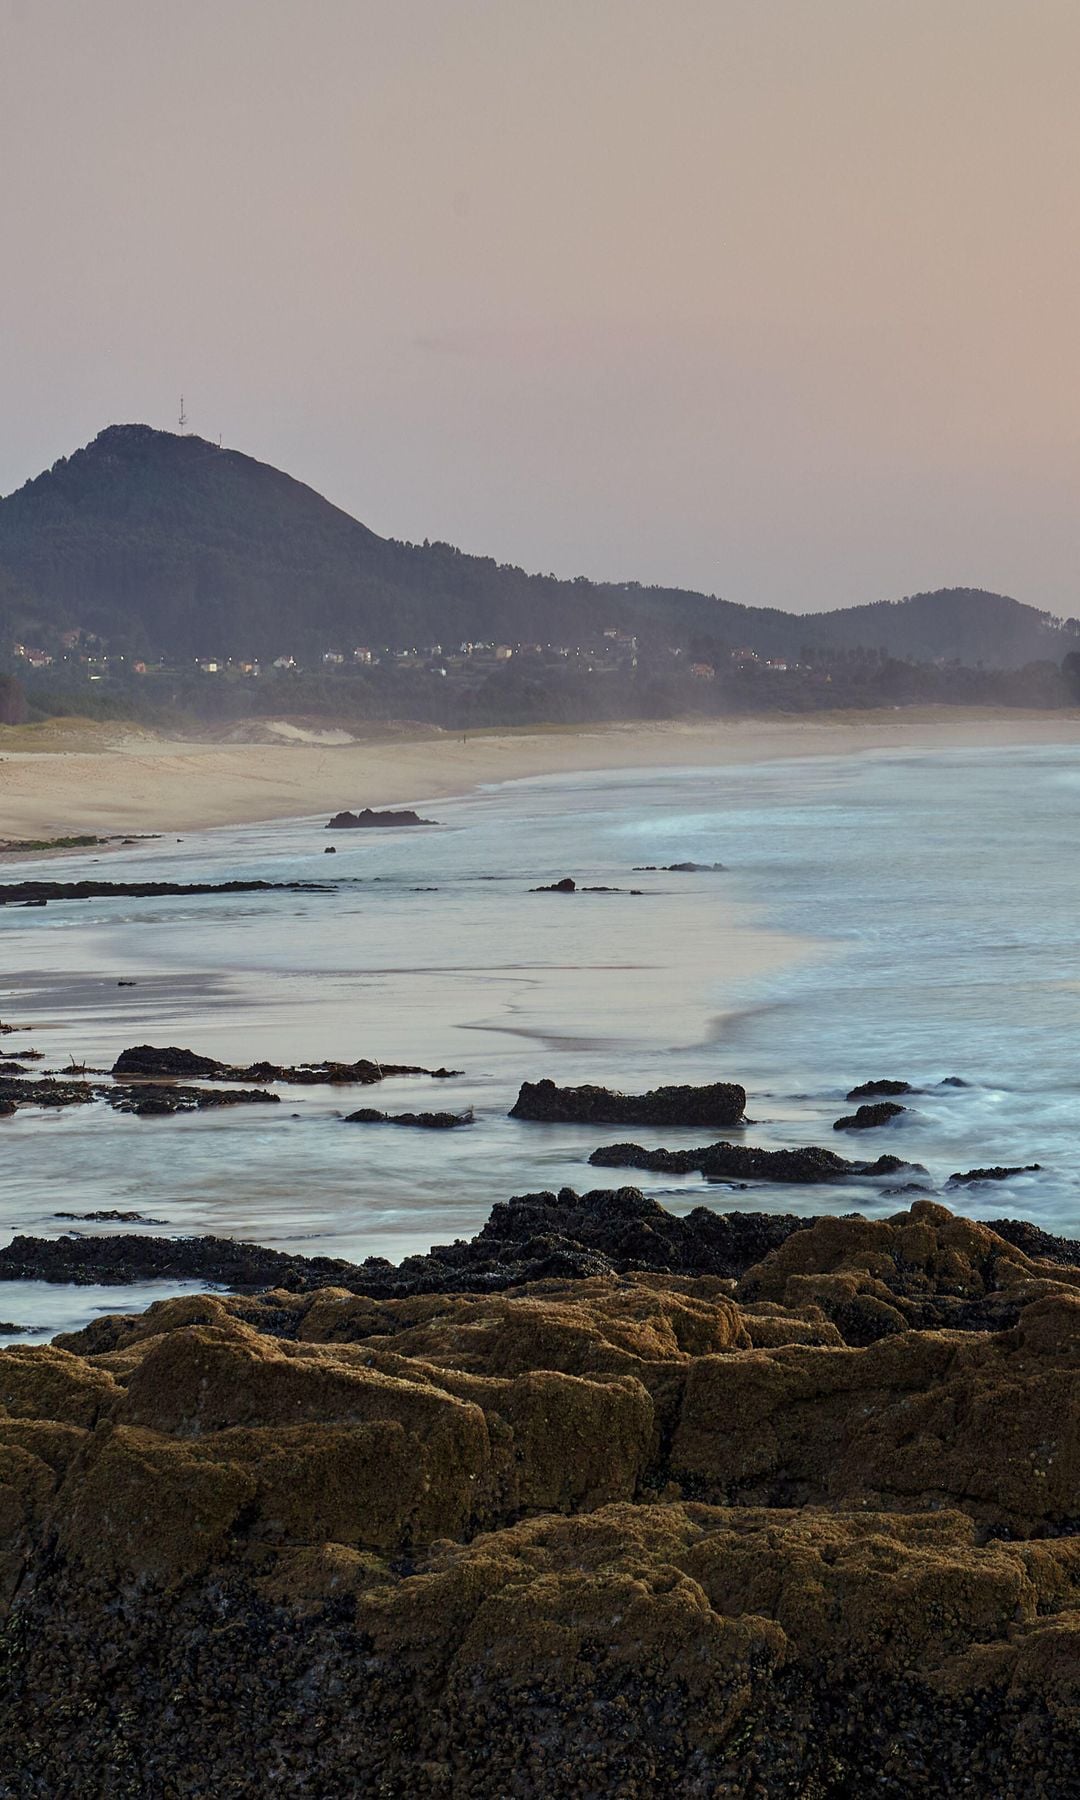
3,617,1076,731
7,624,787,685
2,424,1079,728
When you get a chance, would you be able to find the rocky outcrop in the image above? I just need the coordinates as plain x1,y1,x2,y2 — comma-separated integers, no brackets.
948,1163,1042,1184
3,1202,1080,1792
530,877,644,893
846,1077,912,1098
115,1084,279,1117
0,1197,802,1295
833,1099,908,1130
343,1108,474,1128
326,807,437,828
3,1190,1061,1338
981,1214,1077,1264
53,1210,160,1223
0,1232,364,1291
0,1077,97,1113
0,878,333,906
511,1077,747,1128
14,1183,1071,1312
112,1044,462,1084
730,1200,1078,1343
589,1139,911,1181
0,1075,279,1116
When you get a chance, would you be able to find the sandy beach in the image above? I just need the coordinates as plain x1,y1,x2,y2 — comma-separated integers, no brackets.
2,706,1079,840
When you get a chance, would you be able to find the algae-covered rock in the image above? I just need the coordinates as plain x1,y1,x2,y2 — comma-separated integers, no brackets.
57,1422,257,1584
6,1201,1080,1794
0,1344,120,1426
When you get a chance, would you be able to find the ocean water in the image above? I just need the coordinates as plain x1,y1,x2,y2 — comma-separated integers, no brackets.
1,740,1077,1339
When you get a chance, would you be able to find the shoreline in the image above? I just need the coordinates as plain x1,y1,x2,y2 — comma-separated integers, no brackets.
2,705,1080,839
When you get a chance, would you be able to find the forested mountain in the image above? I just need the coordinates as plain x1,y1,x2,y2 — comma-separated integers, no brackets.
0,424,1074,669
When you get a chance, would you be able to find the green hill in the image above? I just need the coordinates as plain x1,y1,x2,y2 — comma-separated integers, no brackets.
0,424,1073,669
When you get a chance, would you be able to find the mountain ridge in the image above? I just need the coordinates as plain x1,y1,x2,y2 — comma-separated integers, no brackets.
0,424,1074,669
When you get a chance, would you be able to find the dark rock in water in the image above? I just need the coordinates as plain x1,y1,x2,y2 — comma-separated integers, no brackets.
0,1319,43,1334
833,1101,907,1131
846,1079,913,1100
113,1045,224,1080
54,1210,163,1223
0,1077,96,1112
326,807,437,829
533,1079,742,1132
634,861,726,872
589,1140,911,1183
112,1084,279,1117
0,878,335,906
0,1074,278,1117
0,1061,27,1075
0,1099,15,1118
116,979,137,987
324,845,336,854
948,1164,1042,1185
0,1232,357,1291
939,1075,969,1087
511,1077,746,1129
531,877,642,893
344,1107,474,1129
112,1044,461,1085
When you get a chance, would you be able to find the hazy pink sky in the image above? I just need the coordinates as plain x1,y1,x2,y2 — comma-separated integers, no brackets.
1,0,1077,613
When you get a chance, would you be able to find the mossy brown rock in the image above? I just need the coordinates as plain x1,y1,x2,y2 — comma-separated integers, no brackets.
5,1202,1080,1793
735,1196,1080,1341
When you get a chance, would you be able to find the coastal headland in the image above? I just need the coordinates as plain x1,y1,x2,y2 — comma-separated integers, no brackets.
3,705,1080,840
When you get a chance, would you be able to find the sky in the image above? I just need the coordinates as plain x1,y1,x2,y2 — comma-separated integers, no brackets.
0,0,1077,615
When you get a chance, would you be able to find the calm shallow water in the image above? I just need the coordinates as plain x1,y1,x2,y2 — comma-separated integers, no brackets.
1,742,1076,1338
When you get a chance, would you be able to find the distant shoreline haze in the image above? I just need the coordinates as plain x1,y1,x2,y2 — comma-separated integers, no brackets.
1,424,1078,730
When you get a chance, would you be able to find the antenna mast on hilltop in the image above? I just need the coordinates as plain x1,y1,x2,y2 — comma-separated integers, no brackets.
178,395,188,432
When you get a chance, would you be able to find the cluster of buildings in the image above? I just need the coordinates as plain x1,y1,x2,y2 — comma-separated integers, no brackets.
9,629,796,687
134,636,643,681
687,649,790,680
10,630,114,676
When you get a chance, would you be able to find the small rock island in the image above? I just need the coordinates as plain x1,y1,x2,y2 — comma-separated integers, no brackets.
326,807,438,829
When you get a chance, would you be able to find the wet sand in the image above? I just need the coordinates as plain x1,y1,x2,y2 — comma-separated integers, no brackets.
2,707,1080,839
